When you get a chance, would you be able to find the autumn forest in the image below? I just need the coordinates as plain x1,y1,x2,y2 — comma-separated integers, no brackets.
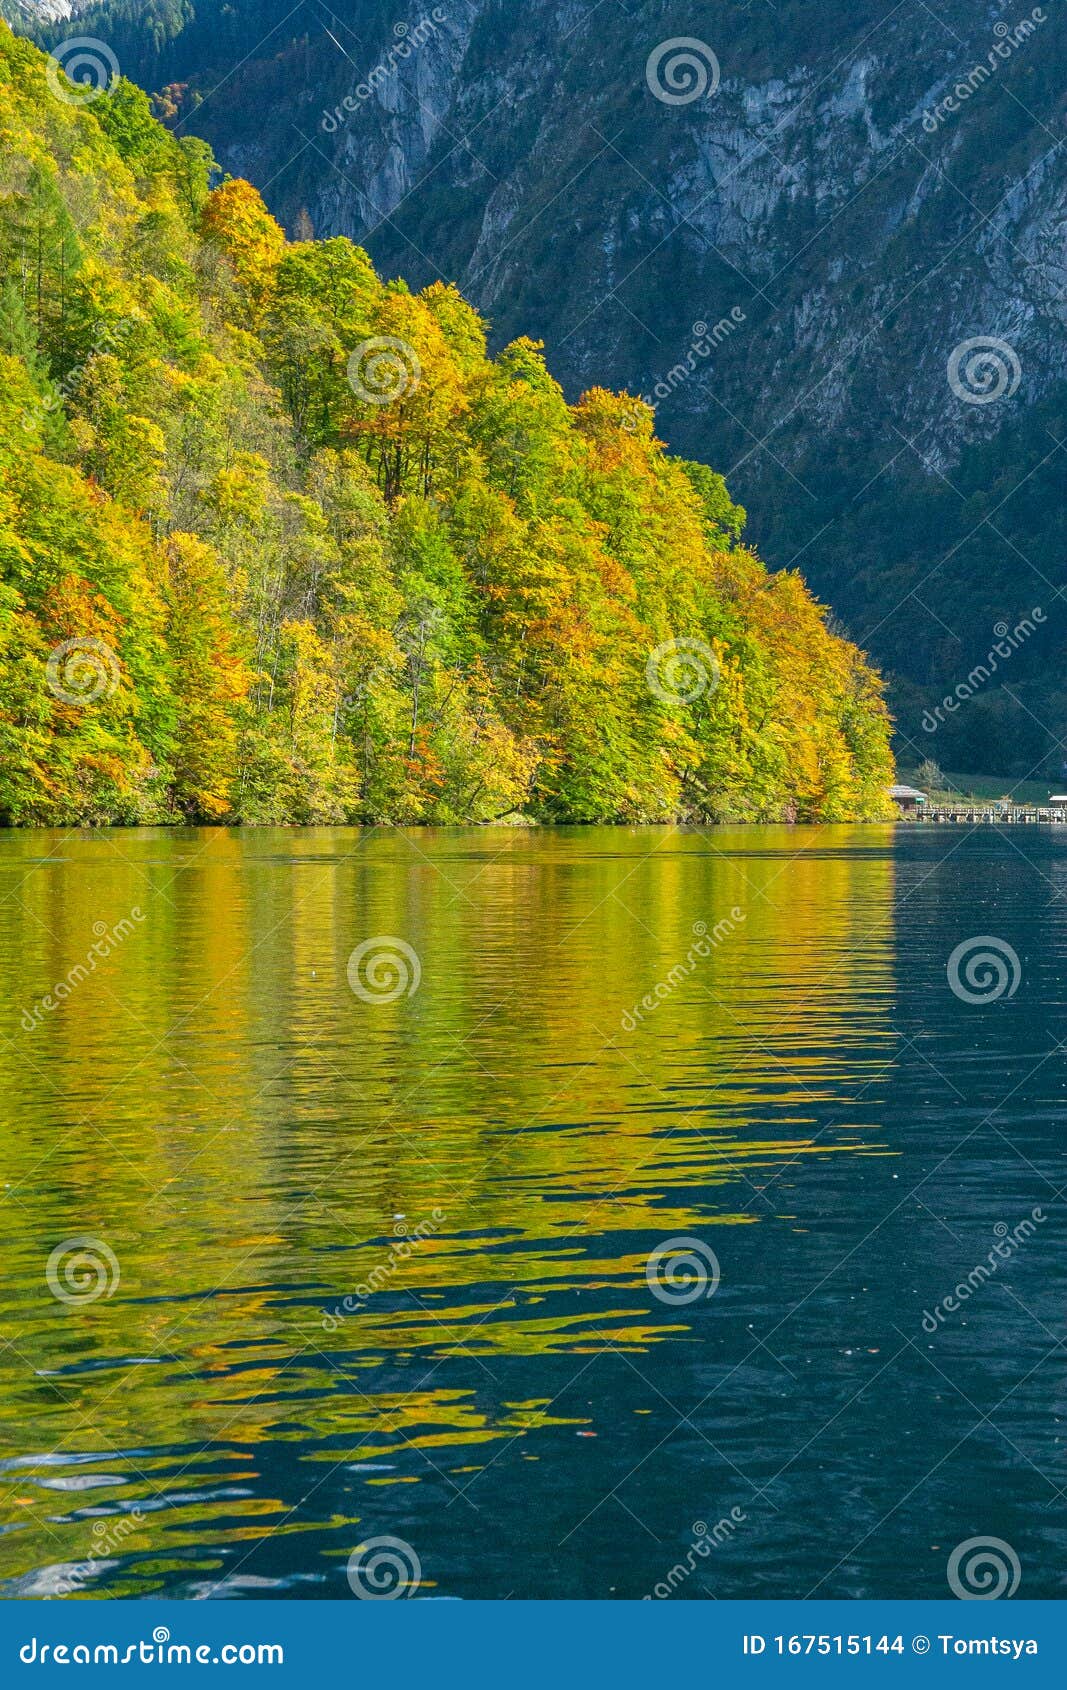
0,24,894,827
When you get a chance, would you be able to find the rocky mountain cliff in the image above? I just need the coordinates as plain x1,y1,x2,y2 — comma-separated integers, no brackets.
15,0,1067,775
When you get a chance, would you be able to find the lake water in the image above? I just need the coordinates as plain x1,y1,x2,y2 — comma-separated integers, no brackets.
0,825,1063,1600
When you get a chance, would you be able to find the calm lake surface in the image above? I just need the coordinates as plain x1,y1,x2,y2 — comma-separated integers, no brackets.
0,824,1064,1599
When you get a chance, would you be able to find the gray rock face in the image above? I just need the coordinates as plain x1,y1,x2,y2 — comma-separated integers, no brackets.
1,0,74,21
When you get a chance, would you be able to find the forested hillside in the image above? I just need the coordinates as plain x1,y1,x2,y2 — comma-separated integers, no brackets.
0,23,893,826
19,0,1066,779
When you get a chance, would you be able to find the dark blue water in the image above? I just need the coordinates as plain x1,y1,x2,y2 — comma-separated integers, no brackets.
0,825,1063,1598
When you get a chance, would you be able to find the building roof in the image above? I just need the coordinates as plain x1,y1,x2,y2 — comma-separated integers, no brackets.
888,784,926,800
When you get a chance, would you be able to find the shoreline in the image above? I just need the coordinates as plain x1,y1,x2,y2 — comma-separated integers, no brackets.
2,815,1061,833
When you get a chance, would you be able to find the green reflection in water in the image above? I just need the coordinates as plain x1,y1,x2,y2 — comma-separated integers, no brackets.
0,825,895,1594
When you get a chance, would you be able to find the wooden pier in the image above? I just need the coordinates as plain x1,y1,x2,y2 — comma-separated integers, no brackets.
906,807,1066,824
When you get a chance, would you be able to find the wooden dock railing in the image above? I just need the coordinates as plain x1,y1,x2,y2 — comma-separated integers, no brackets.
905,807,1066,824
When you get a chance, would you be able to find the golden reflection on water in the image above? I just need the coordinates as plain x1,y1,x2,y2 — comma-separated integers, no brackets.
0,826,896,1593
